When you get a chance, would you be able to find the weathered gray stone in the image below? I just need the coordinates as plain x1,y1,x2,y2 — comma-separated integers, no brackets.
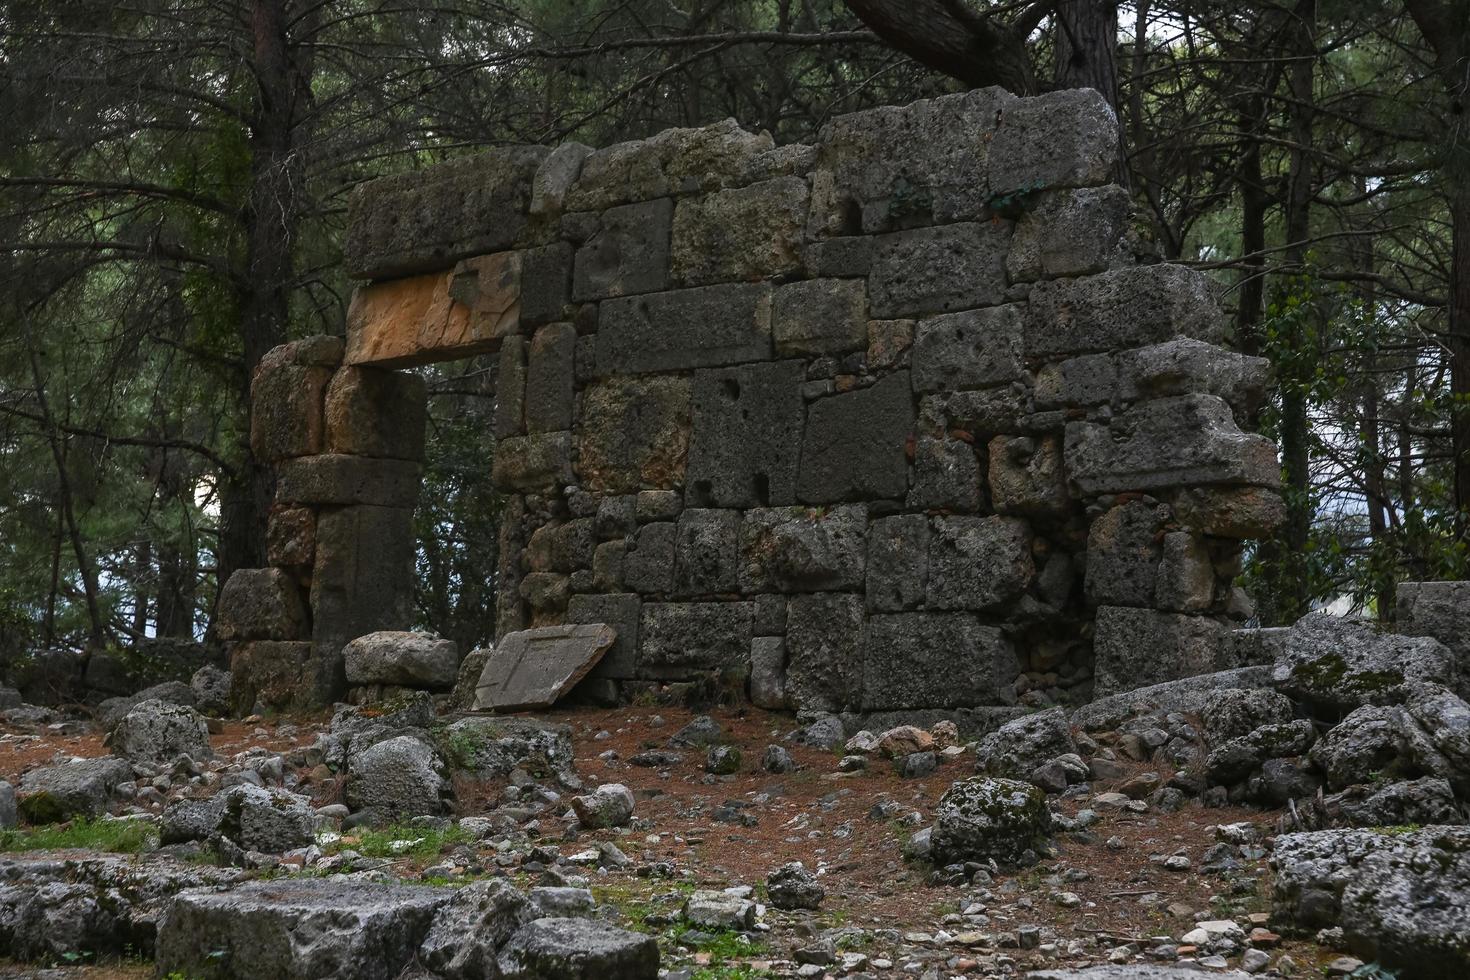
973,707,1077,780
987,435,1069,519
1069,668,1274,731
988,88,1120,194
251,361,331,461
1155,530,1216,613
623,522,677,594
738,505,866,593
418,878,531,980
566,118,776,212
926,516,1034,611
686,360,803,508
1398,580,1470,664
638,602,754,674
525,322,577,433
346,145,548,279
521,241,574,327
866,514,929,612
907,436,982,512
1400,684,1470,797
862,612,1018,710
344,631,459,690
766,862,824,910
749,636,788,709
671,176,807,285
1026,265,1222,358
161,783,314,853
798,372,914,503
1198,688,1294,743
1084,499,1168,608
17,757,132,822
571,198,673,301
912,305,1025,393
1006,185,1132,281
216,567,307,642
324,366,427,460
531,142,592,217
1092,606,1232,698
922,384,1032,437
930,776,1052,867
525,518,596,573
228,641,322,714
673,509,740,595
1273,613,1458,715
156,878,452,980
570,783,635,829
868,223,1011,318
110,698,212,764
595,283,772,375
0,781,14,830
435,716,575,781
276,454,422,507
577,376,691,494
474,624,616,711
345,734,451,819
772,278,868,356
785,593,864,712
493,433,575,492
498,916,659,979
1330,777,1464,828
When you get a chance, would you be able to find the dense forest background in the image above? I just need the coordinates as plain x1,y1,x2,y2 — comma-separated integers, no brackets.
0,0,1466,657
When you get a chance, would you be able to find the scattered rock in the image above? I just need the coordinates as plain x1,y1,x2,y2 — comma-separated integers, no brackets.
345,734,452,820
109,698,213,764
571,783,635,829
190,666,233,716
705,745,742,775
17,757,133,822
761,745,794,773
876,725,935,758
683,889,756,930
930,777,1052,867
767,862,824,910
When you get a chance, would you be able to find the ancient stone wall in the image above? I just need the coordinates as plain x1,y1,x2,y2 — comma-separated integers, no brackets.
228,86,1285,721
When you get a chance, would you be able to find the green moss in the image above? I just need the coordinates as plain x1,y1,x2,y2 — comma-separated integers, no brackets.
0,817,158,853
16,791,67,825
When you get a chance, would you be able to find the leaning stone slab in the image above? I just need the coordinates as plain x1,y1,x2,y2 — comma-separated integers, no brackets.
156,878,452,980
474,624,616,711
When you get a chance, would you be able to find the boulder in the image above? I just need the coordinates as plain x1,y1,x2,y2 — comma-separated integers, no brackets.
190,666,232,716
1198,688,1294,743
435,716,576,783
161,784,314,853
109,698,212,764
17,757,133,822
973,707,1076,780
156,878,451,980
1328,777,1464,828
1069,668,1274,732
930,777,1052,867
1308,705,1403,790
571,783,634,829
344,631,460,690
497,916,659,979
683,890,756,930
345,735,452,820
766,862,824,910
875,725,935,759
96,680,197,729
1399,683,1470,797
1273,613,1457,716
417,878,531,979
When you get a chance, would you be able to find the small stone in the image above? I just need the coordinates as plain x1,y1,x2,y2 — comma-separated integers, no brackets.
705,746,742,775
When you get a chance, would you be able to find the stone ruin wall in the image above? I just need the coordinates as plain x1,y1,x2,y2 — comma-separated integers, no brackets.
220,86,1287,727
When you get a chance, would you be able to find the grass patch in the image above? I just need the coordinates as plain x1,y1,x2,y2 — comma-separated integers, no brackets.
691,967,776,980
0,817,157,854
672,926,767,962
335,823,474,859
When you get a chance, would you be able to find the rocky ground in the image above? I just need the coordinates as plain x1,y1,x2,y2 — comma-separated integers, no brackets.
1,613,1467,979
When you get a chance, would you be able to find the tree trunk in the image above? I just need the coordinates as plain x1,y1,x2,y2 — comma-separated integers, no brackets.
1054,0,1125,184
842,0,1039,93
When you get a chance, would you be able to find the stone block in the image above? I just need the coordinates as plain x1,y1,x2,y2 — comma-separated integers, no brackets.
595,496,637,539
229,641,326,714
911,305,1025,393
216,568,307,642
474,624,615,710
1033,352,1117,409
624,523,676,594
311,505,417,704
866,514,929,612
862,612,1018,710
1156,531,1216,613
591,540,627,591
798,371,914,503
1168,486,1286,538
255,335,345,373
802,236,879,278
1396,581,1470,660
565,119,776,212
987,435,1069,518
492,432,574,492
524,322,577,433
738,505,867,593
567,593,641,679
868,223,1011,319
266,507,316,568
345,272,478,369
571,198,673,300
495,496,528,640
519,572,569,614
345,145,548,279
251,362,331,461
636,490,683,523
577,376,691,494
530,141,592,217
868,318,915,370
673,509,741,596
494,335,527,438
1119,337,1270,413
638,602,755,673
750,636,788,709
447,251,522,342
926,516,1034,611
671,176,808,286
524,519,596,573
1006,185,1131,281
324,367,428,460
772,279,868,357
988,88,1120,194
816,87,1017,231
1025,264,1223,359
686,360,803,508
1064,394,1280,494
344,632,459,689
1084,499,1169,608
907,436,982,512
520,241,573,327
595,283,772,375
785,593,864,712
922,385,1032,437
1092,606,1232,697
276,455,421,507
754,594,787,635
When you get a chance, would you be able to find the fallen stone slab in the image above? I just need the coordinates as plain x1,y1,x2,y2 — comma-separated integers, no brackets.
497,916,659,979
1069,666,1273,731
473,624,615,711
17,756,133,822
155,878,452,980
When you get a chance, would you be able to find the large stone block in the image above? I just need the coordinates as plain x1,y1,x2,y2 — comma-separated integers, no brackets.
926,516,1034,611
447,251,522,342
595,283,772,375
216,568,307,642
346,146,548,279
531,140,593,217
671,176,808,285
1397,581,1470,661
567,593,641,679
345,271,476,369
1036,337,1270,414
276,455,422,507
324,367,427,460
798,372,914,503
492,432,574,492
921,385,1032,437
987,435,1069,519
623,522,676,594
1168,485,1286,539
866,514,929,612
519,241,573,327
1092,606,1232,698
988,88,1120,194
1006,185,1131,281
251,362,331,461
868,223,1011,319
815,87,1017,232
673,509,740,596
266,507,316,568
565,119,777,212
911,305,1025,393
494,335,527,438
686,360,803,508
638,602,754,674
571,198,673,300
1025,264,1223,359
1064,394,1280,494
229,641,326,714
577,376,691,494
906,436,982,512
785,593,864,712
772,278,868,357
862,613,1018,710
524,322,576,433
1084,500,1169,608
524,518,596,573
344,632,460,690
738,505,866,593
749,636,788,709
